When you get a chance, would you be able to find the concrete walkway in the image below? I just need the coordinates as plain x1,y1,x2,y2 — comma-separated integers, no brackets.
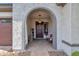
27,39,55,51
26,39,66,56
0,39,66,56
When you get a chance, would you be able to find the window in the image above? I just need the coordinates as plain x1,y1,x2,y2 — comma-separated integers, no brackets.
0,18,12,23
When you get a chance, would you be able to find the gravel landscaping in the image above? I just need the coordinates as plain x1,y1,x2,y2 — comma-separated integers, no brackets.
0,50,31,56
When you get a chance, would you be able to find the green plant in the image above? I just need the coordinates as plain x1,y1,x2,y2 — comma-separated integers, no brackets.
72,51,79,56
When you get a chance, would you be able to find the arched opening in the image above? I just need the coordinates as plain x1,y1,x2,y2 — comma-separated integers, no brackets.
26,8,57,50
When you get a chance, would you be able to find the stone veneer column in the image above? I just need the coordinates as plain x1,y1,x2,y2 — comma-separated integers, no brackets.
12,4,25,50
12,20,24,50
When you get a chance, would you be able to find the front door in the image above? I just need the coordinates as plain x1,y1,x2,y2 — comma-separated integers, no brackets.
36,22,43,38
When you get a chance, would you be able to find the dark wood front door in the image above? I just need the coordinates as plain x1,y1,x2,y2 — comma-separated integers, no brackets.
36,22,43,38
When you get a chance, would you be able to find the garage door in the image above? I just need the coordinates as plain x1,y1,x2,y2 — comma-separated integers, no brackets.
0,18,12,46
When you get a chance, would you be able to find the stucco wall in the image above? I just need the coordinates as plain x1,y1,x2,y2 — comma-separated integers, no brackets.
62,4,71,44
71,4,79,44
61,3,79,55
62,4,72,55
71,3,79,52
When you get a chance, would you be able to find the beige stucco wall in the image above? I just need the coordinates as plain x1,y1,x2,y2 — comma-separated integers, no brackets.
62,4,71,44
61,3,79,55
71,3,79,44
71,3,79,52
61,4,72,55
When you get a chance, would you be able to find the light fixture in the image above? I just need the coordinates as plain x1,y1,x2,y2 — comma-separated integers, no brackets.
56,3,66,7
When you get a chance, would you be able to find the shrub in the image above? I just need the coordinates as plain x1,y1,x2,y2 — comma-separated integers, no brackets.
72,51,79,56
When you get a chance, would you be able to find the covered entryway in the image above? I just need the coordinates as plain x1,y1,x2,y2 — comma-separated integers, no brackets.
36,21,48,38
13,3,62,52
27,8,57,50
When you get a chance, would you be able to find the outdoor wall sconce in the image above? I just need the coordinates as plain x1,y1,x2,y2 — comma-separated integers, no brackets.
56,3,66,7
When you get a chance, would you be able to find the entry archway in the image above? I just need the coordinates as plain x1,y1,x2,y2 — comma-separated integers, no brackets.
26,8,57,49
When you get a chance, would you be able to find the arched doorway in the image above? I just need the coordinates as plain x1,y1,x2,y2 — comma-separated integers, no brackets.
26,8,57,50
